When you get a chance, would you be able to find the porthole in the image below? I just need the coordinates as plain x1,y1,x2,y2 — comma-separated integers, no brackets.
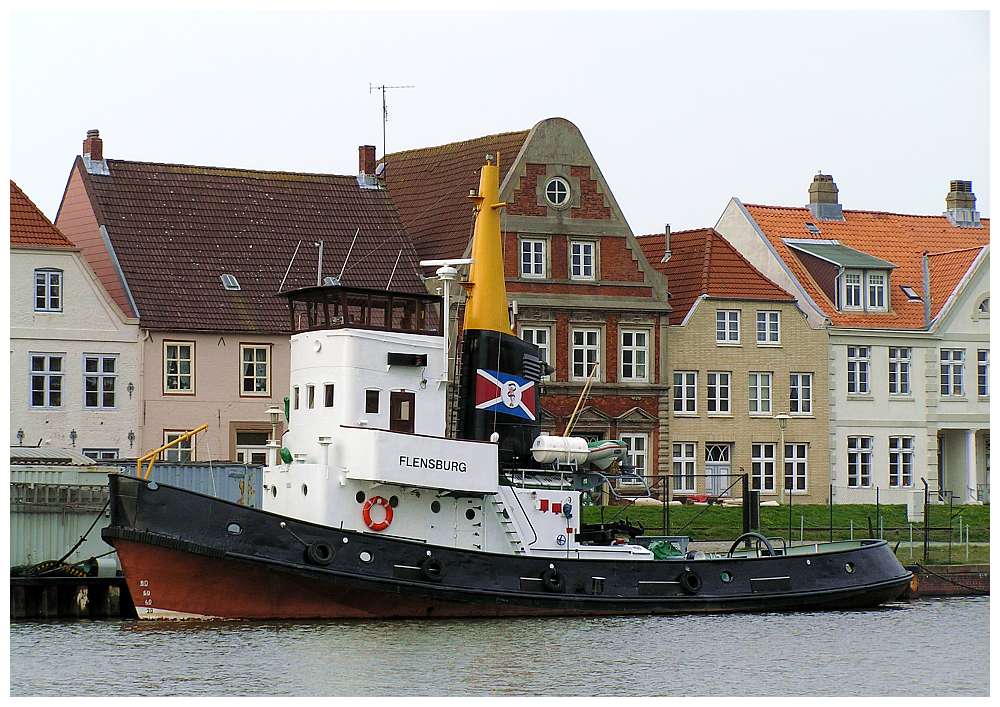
356,491,366,504
360,551,373,563
465,509,476,520
271,485,277,498
226,522,242,535
431,501,441,513
845,562,856,574
302,484,308,497
544,176,570,207
389,495,399,508
720,571,733,583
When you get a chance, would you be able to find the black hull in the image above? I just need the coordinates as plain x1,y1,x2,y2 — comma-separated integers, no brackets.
103,476,913,619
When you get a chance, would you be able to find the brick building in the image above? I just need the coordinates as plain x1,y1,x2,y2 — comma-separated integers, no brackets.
382,117,671,476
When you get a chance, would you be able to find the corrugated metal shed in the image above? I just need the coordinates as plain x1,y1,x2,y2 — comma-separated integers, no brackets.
11,446,98,466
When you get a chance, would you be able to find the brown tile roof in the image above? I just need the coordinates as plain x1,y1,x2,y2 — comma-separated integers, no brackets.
81,160,426,333
382,129,530,261
743,204,990,329
927,246,985,319
638,228,795,324
10,180,76,249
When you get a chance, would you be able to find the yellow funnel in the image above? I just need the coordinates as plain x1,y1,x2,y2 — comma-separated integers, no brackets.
462,156,513,335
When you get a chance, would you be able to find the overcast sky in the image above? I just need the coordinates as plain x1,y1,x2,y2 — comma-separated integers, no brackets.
11,10,989,234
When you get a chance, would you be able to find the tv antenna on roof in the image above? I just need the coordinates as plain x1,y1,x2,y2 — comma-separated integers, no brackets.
370,83,414,160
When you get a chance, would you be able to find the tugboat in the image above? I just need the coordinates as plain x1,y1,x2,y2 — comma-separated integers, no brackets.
103,157,912,619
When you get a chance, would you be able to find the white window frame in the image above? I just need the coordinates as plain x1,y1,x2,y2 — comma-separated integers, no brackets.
748,371,772,415
83,354,117,410
784,443,808,493
569,241,596,281
716,310,740,344
163,341,195,395
940,349,965,397
756,310,780,345
789,372,812,415
866,272,887,311
521,326,552,380
847,345,871,395
619,329,649,382
619,433,648,485
889,436,914,488
707,371,731,415
29,353,64,408
672,442,697,493
34,268,63,312
843,271,863,310
162,431,194,462
847,436,873,488
240,344,271,397
544,176,570,207
673,371,697,415
751,443,776,493
978,349,989,398
519,238,546,279
570,328,601,381
889,347,911,396
82,448,119,461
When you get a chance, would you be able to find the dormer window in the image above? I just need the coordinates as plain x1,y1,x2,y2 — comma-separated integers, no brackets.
900,286,922,302
843,272,863,309
785,241,895,315
866,272,887,311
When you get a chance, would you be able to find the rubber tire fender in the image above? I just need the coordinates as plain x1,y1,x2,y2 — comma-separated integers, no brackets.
541,568,565,593
419,557,444,583
679,569,702,595
304,542,335,566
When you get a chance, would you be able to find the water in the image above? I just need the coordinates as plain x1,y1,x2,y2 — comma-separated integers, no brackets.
10,597,988,696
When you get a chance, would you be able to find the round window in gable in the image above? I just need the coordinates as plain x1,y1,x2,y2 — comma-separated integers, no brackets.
544,176,570,207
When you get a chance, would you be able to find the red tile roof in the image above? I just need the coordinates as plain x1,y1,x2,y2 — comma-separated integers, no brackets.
927,246,984,319
10,180,76,249
638,228,795,324
81,160,426,333
382,129,530,261
743,204,989,329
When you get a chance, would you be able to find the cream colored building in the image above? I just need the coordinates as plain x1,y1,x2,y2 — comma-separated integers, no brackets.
639,228,830,503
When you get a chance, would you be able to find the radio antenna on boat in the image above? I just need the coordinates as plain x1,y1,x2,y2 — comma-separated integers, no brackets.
277,240,302,293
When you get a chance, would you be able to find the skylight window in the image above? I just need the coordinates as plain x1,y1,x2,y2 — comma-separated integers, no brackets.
805,222,821,235
220,274,241,291
900,285,922,302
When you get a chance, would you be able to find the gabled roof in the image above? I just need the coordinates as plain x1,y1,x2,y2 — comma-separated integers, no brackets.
638,228,795,324
742,204,990,329
382,129,530,261
77,159,426,333
10,181,76,249
927,246,985,320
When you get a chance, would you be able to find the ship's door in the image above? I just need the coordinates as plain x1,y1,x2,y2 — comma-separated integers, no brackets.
389,391,416,434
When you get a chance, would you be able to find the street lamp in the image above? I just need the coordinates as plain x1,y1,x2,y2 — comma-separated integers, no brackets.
16,428,24,446
775,413,790,491
69,429,78,447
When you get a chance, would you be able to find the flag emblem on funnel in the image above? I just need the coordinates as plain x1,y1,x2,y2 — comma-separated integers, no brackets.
475,368,536,421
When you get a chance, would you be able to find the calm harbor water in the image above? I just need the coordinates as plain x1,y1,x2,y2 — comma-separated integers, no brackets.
10,597,988,696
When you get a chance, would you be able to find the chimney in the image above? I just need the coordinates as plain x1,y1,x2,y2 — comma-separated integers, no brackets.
944,179,981,227
359,145,376,177
807,173,843,221
82,129,103,161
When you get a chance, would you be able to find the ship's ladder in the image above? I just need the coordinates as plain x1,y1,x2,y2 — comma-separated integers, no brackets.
490,494,527,555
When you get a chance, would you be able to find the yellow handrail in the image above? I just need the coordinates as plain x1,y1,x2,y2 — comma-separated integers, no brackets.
135,424,209,480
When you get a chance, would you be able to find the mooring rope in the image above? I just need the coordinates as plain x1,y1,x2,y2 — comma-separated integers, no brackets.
913,562,990,596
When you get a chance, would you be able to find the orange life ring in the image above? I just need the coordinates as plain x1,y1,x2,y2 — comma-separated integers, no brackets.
362,496,393,531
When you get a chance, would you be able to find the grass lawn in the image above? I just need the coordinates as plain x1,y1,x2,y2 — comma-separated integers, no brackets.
893,542,991,565
580,502,990,544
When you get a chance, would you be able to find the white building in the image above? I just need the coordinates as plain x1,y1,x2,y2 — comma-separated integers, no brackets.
716,175,989,504
10,181,140,458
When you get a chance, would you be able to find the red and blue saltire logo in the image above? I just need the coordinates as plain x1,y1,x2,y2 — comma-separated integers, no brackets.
474,368,536,421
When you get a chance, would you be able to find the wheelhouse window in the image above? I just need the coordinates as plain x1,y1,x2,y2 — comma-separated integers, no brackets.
164,341,194,394
789,372,812,415
240,344,270,396
292,385,300,410
620,433,648,485
940,349,965,397
784,443,808,493
707,371,731,414
847,345,870,395
569,241,595,280
619,329,649,382
751,443,776,493
889,436,914,487
83,354,117,409
756,311,780,345
571,328,600,380
672,443,696,493
30,354,63,408
521,327,552,380
365,389,380,414
34,269,63,312
307,384,315,409
847,436,872,487
324,383,335,407
520,239,546,279
978,350,989,397
716,310,740,344
889,347,911,396
748,372,772,415
161,431,194,462
673,371,697,414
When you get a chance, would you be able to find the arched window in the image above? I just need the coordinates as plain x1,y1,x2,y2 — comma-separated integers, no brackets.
34,268,63,312
978,297,989,315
